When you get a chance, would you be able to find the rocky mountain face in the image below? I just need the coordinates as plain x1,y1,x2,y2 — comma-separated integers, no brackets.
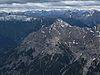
0,9,100,49
0,19,100,75
0,10,100,48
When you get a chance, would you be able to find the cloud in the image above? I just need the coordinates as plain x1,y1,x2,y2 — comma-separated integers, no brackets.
0,1,100,12
0,0,100,3
0,0,65,3
61,1,100,6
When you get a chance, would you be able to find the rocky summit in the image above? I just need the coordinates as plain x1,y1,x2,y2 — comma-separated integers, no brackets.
0,19,100,75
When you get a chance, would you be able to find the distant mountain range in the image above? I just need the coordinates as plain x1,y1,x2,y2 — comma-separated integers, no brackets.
0,9,100,75
0,9,100,48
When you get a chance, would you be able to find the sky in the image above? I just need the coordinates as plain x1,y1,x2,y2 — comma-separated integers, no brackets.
0,0,100,12
0,0,99,3
0,0,71,3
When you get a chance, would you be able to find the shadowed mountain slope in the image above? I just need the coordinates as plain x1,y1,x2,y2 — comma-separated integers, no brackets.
0,19,100,75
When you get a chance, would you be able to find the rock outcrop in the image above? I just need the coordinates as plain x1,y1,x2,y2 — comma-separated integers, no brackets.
0,19,100,75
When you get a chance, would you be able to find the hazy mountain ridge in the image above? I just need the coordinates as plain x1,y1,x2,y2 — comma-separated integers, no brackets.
0,19,100,75
0,9,100,47
0,9,99,27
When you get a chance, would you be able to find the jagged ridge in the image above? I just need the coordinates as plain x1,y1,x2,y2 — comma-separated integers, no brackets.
0,19,100,75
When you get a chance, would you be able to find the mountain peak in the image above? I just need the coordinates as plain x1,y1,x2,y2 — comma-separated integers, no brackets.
1,18,100,75
55,19,63,23
51,19,72,29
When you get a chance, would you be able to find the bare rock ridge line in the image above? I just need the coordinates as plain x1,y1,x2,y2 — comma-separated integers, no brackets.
0,19,100,75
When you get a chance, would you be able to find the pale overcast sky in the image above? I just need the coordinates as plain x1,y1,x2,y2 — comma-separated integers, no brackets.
0,0,65,3
0,0,99,3
0,1,100,8
0,0,100,12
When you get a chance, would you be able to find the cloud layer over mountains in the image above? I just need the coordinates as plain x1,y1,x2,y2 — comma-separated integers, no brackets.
0,1,100,12
0,0,100,3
